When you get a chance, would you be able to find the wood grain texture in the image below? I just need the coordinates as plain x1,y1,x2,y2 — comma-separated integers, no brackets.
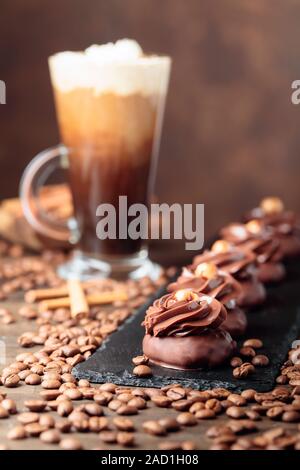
1,0,300,248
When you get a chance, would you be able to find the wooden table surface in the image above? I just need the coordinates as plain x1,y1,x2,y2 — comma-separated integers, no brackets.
1,291,299,451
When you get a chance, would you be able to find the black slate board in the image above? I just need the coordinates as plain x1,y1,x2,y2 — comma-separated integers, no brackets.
73,259,300,392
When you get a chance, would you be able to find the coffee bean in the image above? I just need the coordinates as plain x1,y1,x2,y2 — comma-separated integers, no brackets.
226,406,246,419
128,397,147,409
166,387,186,401
210,388,230,399
252,355,270,367
282,410,300,422
113,417,135,431
189,402,205,413
239,347,256,358
57,400,73,417
116,432,135,447
0,406,9,419
18,412,39,425
108,399,122,411
228,394,247,406
24,400,47,412
151,395,172,408
228,419,258,434
243,339,263,349
63,388,82,400
7,424,26,441
143,420,166,436
60,437,83,450
77,379,90,388
84,403,103,416
266,406,283,419
25,373,42,385
1,399,17,414
41,379,61,390
233,363,255,378
40,429,61,444
245,410,261,421
99,383,117,393
4,374,20,388
158,418,180,432
24,423,46,437
39,414,55,428
43,371,61,382
117,392,133,403
158,441,182,450
205,399,223,414
30,364,44,375
241,389,256,402
206,424,233,438
93,391,113,406
181,440,197,450
133,365,152,377
40,390,61,401
55,419,72,433
195,409,216,419
116,404,138,415
176,412,197,426
99,431,117,443
89,416,109,432
18,370,32,380
132,355,149,366
172,399,192,412
230,357,243,368
79,387,95,399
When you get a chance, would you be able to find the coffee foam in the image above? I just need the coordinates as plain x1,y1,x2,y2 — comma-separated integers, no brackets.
49,39,171,96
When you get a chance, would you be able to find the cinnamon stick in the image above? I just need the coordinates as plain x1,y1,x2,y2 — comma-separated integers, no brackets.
25,286,69,303
38,290,128,312
67,279,89,318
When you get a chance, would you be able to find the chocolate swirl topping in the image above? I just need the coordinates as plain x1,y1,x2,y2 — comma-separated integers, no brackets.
193,247,256,280
220,223,282,264
168,267,242,309
143,291,227,337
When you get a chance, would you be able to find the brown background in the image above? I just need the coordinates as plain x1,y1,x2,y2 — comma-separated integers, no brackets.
1,0,300,241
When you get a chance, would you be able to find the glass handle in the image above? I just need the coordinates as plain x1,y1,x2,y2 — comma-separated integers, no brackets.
19,144,73,243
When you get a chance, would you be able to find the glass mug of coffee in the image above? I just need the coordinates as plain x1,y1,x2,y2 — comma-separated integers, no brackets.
20,40,171,280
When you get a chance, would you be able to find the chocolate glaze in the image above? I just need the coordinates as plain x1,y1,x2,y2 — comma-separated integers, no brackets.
143,329,236,370
192,248,265,307
220,222,286,283
222,306,247,337
257,262,286,284
244,210,300,258
239,278,266,308
143,291,226,337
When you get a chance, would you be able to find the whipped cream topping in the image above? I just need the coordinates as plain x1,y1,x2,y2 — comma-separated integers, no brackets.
143,291,227,337
49,39,171,95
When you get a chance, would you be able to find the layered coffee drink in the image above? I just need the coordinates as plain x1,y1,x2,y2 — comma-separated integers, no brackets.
49,40,171,260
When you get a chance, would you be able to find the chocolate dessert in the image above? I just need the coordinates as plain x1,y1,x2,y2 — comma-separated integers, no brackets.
220,220,286,283
168,262,247,337
193,240,266,308
142,289,236,370
245,197,300,258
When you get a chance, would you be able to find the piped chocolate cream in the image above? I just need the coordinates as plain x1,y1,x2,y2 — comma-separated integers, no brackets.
245,197,300,258
142,289,236,370
220,220,286,283
168,263,247,336
192,241,266,308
